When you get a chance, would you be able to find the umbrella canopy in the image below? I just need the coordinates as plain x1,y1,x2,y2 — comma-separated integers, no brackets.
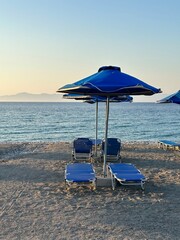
57,66,161,176
84,95,133,104
57,66,161,96
63,93,93,101
157,90,180,104
63,93,133,103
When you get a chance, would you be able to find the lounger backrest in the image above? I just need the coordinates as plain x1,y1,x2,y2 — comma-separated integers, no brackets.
73,138,93,153
102,138,121,155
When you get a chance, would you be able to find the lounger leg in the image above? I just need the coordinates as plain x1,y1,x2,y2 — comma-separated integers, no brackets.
163,144,167,150
90,155,94,163
112,177,117,190
111,173,116,190
92,179,97,190
141,182,145,191
106,166,110,177
177,146,180,151
158,142,161,149
65,180,70,190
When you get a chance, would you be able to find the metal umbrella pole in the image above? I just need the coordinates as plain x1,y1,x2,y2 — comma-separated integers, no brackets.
103,96,110,177
95,100,98,157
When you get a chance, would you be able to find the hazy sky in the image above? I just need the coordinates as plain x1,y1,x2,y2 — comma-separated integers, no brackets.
0,0,180,97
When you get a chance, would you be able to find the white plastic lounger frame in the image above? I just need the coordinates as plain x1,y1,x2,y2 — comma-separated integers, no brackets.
158,140,180,151
107,163,147,190
65,163,96,190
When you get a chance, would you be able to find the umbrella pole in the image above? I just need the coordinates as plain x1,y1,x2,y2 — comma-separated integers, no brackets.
95,101,98,157
103,96,110,177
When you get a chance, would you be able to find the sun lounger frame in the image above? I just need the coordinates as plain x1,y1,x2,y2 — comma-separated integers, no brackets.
72,138,94,162
100,138,121,162
158,140,180,151
65,163,96,190
107,163,147,190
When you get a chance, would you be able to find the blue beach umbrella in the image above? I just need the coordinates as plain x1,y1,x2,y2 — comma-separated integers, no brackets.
57,66,161,176
63,93,93,101
63,93,133,156
157,90,180,104
63,93,133,102
84,95,133,103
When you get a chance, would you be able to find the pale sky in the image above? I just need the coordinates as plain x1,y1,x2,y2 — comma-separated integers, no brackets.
0,0,180,98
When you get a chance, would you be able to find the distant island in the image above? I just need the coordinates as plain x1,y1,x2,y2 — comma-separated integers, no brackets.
0,92,64,102
0,92,167,102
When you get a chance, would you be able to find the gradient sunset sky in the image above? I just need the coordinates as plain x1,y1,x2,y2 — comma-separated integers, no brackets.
1,0,180,98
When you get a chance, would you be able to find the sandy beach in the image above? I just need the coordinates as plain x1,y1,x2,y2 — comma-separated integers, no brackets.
0,141,180,240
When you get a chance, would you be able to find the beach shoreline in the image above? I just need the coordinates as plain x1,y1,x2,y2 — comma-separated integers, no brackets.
0,141,180,239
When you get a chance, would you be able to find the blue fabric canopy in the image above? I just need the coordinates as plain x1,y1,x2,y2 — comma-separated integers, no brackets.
57,66,161,96
84,96,133,104
157,90,180,104
63,93,92,100
63,93,133,103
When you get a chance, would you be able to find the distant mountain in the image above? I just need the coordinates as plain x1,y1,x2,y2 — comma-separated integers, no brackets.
0,92,169,102
0,92,64,102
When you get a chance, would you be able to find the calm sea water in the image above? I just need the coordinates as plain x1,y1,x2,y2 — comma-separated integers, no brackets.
0,102,179,143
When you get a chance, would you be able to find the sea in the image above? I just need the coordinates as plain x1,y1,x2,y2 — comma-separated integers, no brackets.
0,102,179,143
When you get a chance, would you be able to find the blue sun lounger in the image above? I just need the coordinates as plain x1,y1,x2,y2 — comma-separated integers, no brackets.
65,163,96,190
158,140,180,151
72,138,94,162
100,138,121,162
107,163,147,190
